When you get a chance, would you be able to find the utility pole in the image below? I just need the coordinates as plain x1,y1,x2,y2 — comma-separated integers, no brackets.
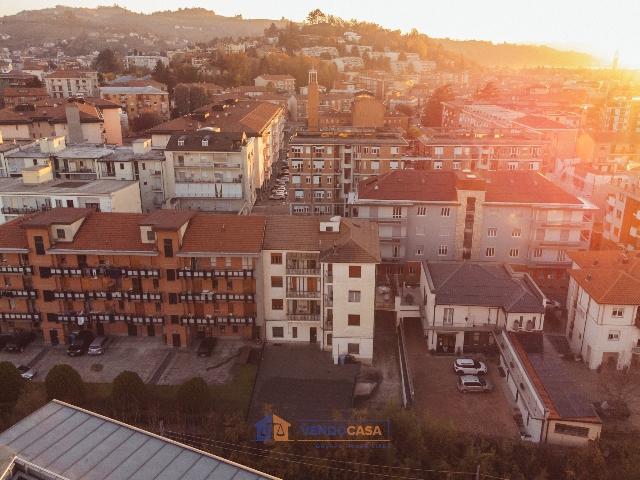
476,464,480,480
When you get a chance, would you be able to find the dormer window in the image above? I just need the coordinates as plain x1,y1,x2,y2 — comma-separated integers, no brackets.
147,231,156,241
56,229,66,239
202,139,208,146
177,136,186,146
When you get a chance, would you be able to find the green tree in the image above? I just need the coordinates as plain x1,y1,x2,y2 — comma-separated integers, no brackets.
112,370,148,411
0,361,23,403
306,9,326,25
422,84,453,127
130,112,163,133
189,85,208,111
176,376,211,415
174,85,190,116
152,60,169,85
93,48,122,75
45,364,84,405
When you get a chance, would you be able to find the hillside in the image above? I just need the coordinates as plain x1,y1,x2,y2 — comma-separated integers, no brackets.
436,38,601,68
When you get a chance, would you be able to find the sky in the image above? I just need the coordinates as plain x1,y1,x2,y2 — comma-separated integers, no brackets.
1,0,639,68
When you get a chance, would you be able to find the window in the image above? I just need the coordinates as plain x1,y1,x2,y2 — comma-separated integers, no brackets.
271,253,282,264
415,245,424,255
512,228,521,237
616,210,622,219
163,238,173,258
349,266,361,278
4,277,10,287
153,278,159,289
486,247,495,257
226,280,233,291
434,161,443,170
487,228,497,237
608,330,620,341
30,235,47,257
612,307,624,317
168,293,178,304
119,163,125,170
146,231,156,241
443,308,454,325
271,276,283,287
170,315,179,325
348,343,360,355
453,161,461,170
393,207,402,218
554,423,590,438
166,269,176,281
438,245,448,256
292,327,297,338
8,298,15,310
417,207,426,216
434,147,443,155
509,248,519,258
441,207,450,217
348,291,361,302
272,299,283,310
219,325,226,333
56,229,66,239
348,314,360,326
272,327,284,338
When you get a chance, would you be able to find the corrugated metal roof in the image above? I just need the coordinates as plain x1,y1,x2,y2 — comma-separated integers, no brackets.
0,401,279,480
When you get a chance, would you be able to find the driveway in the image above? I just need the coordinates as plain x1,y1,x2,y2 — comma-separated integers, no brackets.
248,343,359,424
404,318,520,438
0,336,249,385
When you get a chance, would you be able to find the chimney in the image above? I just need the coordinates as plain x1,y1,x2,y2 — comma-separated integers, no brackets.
65,103,83,144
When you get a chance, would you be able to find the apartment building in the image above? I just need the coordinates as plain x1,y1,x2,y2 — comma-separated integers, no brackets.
2,87,49,108
124,55,169,70
411,131,545,172
0,98,123,146
100,86,169,121
351,169,596,280
148,99,285,198
565,250,640,370
599,96,640,133
261,216,380,363
602,173,640,250
44,70,100,98
163,130,256,214
0,209,264,346
288,127,408,216
576,132,640,164
254,74,295,94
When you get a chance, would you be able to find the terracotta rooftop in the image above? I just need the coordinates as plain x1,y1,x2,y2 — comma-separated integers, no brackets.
263,216,380,264
165,131,246,152
357,170,460,202
0,215,33,251
513,115,570,130
567,250,640,273
49,213,157,253
483,171,584,205
20,208,93,229
138,209,196,231
256,74,295,81
180,215,266,254
45,69,96,79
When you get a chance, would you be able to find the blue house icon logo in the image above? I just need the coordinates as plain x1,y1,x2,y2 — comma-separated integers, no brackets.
254,414,291,442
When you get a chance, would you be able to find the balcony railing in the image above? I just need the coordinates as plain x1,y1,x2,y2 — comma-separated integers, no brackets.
325,273,333,283
286,313,320,321
0,312,41,321
128,292,163,302
52,312,164,325
286,267,321,275
0,265,34,275
0,289,38,299
178,268,254,279
48,266,160,279
180,315,254,326
286,290,321,298
323,294,333,307
1,206,43,215
325,318,333,331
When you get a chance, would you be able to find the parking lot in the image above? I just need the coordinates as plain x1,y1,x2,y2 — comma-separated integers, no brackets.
404,319,520,438
0,336,250,385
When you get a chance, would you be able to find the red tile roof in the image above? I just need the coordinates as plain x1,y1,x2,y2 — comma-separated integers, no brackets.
139,209,196,231
45,69,96,79
180,215,266,254
357,170,460,202
483,171,583,204
513,115,569,130
0,215,33,250
20,208,93,228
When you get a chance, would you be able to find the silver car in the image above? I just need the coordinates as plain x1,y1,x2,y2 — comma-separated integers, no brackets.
14,363,36,380
88,336,111,355
457,375,492,394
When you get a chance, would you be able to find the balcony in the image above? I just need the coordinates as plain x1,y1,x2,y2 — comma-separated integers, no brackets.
0,265,34,275
286,267,321,275
125,268,161,278
58,167,95,174
53,312,165,325
323,293,333,307
325,317,333,331
179,291,216,303
180,315,216,326
0,312,41,322
286,290,321,299
286,313,320,321
128,292,163,302
1,206,41,215
150,170,162,176
325,273,333,283
177,268,254,279
0,289,37,299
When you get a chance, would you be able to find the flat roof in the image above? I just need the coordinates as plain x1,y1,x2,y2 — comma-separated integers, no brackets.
0,178,138,195
0,400,278,479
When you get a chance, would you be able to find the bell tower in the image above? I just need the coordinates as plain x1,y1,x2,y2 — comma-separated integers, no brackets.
307,69,319,129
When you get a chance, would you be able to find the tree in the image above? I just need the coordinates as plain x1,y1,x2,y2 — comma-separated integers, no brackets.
45,364,84,405
174,85,190,116
422,84,454,127
112,370,148,411
176,376,211,415
306,9,326,25
93,48,122,75
152,60,169,85
130,112,163,133
189,85,208,111
0,361,23,403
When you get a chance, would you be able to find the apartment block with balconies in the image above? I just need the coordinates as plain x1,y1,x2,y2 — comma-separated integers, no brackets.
602,173,640,250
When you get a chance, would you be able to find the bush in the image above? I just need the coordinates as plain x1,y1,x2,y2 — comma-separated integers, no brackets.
176,376,211,415
0,361,23,403
45,364,84,405
113,370,148,410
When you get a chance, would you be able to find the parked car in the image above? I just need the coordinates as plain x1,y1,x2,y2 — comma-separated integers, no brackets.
5,331,37,353
67,330,95,356
14,363,36,380
197,337,218,357
269,194,285,200
593,400,631,420
0,334,11,349
88,336,111,355
453,358,488,375
457,375,492,394
545,299,562,310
